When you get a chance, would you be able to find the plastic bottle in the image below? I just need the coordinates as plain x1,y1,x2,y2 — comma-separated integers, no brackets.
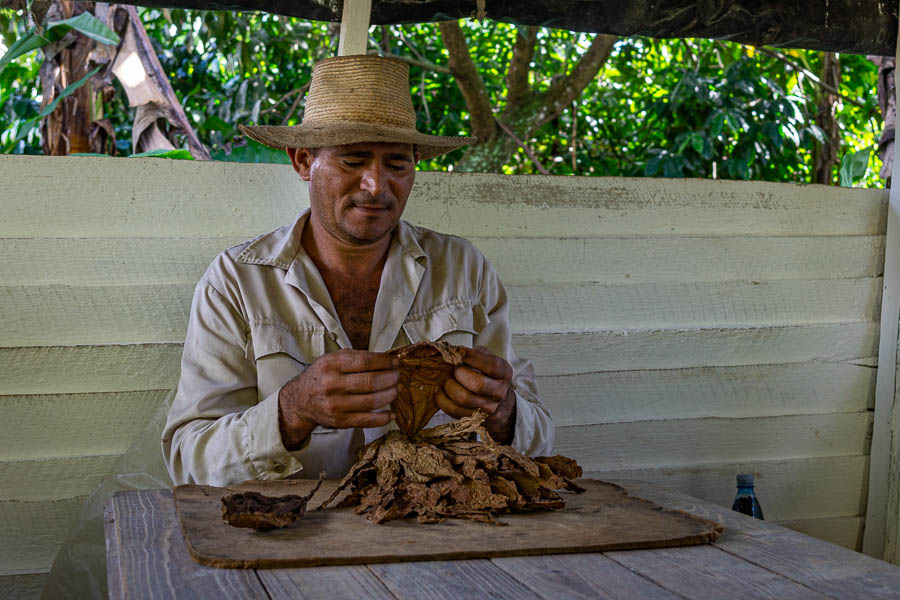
732,473,764,519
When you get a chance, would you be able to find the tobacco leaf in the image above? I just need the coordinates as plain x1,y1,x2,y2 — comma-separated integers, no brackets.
320,411,584,525
388,341,465,436
222,473,325,530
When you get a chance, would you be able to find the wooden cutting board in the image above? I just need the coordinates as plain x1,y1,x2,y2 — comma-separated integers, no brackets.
173,479,723,568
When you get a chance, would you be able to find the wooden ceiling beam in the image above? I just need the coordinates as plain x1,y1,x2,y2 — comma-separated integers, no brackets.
56,0,898,56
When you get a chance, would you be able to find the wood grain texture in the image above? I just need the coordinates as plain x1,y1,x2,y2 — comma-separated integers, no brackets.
2,158,886,237
1,278,881,347
0,390,168,460
0,235,884,286
0,497,85,572
174,479,722,568
541,361,875,426
367,560,545,600
258,565,397,600
106,489,268,599
612,480,900,600
0,455,120,501
0,573,48,600
490,553,683,600
605,543,828,599
556,413,873,471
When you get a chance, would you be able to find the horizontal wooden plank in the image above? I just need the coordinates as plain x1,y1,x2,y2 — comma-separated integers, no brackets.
516,322,878,375
0,157,305,238
613,480,900,600
542,362,875,426
2,157,886,237
490,553,682,600
775,516,864,551
0,390,169,461
585,455,868,522
2,323,877,396
1,343,183,395
1,278,881,347
0,572,49,600
604,542,829,599
0,497,85,572
0,455,120,501
508,278,882,332
0,235,884,286
556,412,872,471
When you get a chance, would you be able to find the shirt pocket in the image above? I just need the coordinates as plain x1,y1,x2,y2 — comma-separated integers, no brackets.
402,300,488,348
246,321,327,413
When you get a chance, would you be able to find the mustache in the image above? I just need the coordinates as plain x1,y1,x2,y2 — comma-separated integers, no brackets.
350,195,393,209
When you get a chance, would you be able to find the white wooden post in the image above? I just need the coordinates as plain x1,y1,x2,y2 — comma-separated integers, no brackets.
862,0,900,561
338,0,373,56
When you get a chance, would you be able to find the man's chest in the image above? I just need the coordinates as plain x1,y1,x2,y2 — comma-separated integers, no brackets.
327,274,382,350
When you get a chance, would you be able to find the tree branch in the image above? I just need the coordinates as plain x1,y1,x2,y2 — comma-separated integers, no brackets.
539,34,616,126
438,19,496,141
757,46,871,111
495,118,549,175
368,50,453,74
505,25,538,108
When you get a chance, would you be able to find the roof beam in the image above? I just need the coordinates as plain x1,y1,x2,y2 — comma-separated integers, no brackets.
61,0,899,56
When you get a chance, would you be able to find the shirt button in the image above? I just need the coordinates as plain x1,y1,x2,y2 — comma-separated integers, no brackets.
273,463,286,474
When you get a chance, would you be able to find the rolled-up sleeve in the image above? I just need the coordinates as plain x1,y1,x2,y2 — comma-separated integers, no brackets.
161,278,305,486
475,259,555,457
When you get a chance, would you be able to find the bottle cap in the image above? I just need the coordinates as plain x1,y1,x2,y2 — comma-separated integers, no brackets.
736,473,755,487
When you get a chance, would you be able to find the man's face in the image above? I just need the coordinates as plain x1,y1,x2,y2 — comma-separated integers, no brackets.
288,142,418,246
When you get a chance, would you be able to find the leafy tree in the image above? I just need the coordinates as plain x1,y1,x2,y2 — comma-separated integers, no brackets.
0,8,884,186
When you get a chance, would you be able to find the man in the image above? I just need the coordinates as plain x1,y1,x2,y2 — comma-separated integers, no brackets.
162,55,554,486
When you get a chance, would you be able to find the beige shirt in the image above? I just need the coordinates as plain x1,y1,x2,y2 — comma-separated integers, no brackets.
162,209,555,486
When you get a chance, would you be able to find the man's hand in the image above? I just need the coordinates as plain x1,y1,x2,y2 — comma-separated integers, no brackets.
435,346,517,444
278,349,398,450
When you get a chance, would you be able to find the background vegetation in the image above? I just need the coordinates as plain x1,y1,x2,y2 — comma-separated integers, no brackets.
0,7,886,186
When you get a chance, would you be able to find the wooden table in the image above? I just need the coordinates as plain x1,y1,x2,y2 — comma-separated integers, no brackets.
104,480,900,599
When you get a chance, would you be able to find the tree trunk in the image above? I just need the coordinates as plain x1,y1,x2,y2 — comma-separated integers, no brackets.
871,55,895,186
812,52,841,184
39,0,110,155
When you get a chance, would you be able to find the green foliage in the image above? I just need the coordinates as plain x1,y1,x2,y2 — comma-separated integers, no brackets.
839,146,872,186
0,8,886,186
0,12,119,72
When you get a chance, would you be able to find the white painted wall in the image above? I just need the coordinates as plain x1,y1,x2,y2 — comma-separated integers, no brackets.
0,155,887,595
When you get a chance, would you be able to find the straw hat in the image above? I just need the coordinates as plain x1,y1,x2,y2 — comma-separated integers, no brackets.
239,55,475,160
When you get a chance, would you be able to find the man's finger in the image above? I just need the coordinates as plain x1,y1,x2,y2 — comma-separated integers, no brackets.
331,387,398,414
435,389,473,419
343,410,395,429
453,364,507,399
335,350,399,374
443,377,498,413
341,369,399,393
463,346,511,380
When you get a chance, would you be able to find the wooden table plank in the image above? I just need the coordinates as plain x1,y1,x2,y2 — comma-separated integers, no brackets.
368,559,545,600
606,543,828,599
614,480,900,599
257,566,398,599
491,554,683,600
107,490,268,599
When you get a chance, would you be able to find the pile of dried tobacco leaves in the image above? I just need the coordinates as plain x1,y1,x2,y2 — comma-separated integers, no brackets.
319,410,584,524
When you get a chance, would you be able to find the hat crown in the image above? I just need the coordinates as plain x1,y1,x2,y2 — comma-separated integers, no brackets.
302,55,417,129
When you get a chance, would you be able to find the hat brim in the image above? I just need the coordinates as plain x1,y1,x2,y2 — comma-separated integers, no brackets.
238,122,475,161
